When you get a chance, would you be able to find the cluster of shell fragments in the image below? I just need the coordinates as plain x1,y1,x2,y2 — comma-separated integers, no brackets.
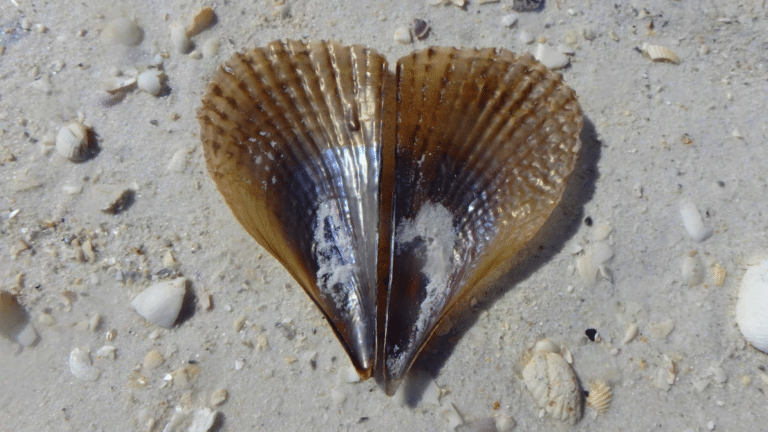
198,40,583,395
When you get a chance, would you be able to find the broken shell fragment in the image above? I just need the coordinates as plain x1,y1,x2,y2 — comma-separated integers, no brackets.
641,43,680,64
736,259,768,353
187,7,216,37
523,340,584,424
137,70,164,96
56,122,94,162
131,277,188,328
198,40,583,395
69,348,101,381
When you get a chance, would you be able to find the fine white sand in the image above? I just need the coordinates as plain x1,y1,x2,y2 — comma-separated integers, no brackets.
1,0,767,430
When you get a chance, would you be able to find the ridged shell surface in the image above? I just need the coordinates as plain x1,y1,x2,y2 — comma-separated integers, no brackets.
385,47,582,392
199,40,388,378
199,40,583,394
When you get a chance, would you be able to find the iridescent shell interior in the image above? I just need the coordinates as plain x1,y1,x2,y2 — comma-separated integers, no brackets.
198,40,583,395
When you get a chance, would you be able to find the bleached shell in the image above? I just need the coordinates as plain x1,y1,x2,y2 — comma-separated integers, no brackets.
131,277,187,328
0,290,36,346
137,70,163,96
170,23,192,54
198,40,583,395
622,322,639,344
103,18,142,46
69,348,101,381
56,122,93,162
586,380,612,415
736,259,768,352
641,43,680,64
523,350,583,424
143,349,165,369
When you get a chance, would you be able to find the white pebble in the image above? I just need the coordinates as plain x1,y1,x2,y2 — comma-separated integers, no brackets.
96,345,116,360
103,18,143,46
679,201,712,242
394,27,411,44
137,70,163,96
201,37,220,58
170,23,192,54
736,259,768,353
519,29,534,44
130,278,187,328
533,43,570,70
501,14,518,28
69,348,101,381
234,358,245,370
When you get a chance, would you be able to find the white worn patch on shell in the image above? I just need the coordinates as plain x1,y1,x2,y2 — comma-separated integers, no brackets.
523,343,583,424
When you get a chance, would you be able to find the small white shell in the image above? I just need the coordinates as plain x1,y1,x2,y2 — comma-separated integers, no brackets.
137,70,163,96
501,14,518,28
586,380,612,416
55,122,92,162
69,348,101,381
622,322,639,344
712,263,727,286
394,27,411,44
679,201,712,242
170,23,192,54
736,259,768,353
533,43,570,70
641,43,680,64
131,278,188,328
523,341,583,424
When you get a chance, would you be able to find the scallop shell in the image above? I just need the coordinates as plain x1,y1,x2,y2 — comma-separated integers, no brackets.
198,40,583,395
522,341,584,424
586,380,612,416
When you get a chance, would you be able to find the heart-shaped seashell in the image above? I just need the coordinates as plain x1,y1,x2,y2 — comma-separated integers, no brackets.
198,40,583,395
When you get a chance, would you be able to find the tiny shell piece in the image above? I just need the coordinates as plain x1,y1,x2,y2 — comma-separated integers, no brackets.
736,259,768,353
501,14,518,28
202,37,220,58
131,278,188,328
56,122,93,162
523,341,583,424
143,349,165,369
137,70,163,96
187,7,216,37
679,202,712,242
641,43,680,64
586,381,612,416
533,43,570,70
519,29,534,44
622,322,639,344
69,348,101,381
412,18,430,40
170,23,192,54
712,263,726,286
394,27,411,44
210,388,228,406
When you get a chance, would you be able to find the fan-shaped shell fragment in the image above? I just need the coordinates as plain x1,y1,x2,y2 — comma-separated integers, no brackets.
523,348,584,424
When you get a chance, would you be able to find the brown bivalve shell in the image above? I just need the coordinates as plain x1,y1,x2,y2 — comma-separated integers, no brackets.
198,40,583,395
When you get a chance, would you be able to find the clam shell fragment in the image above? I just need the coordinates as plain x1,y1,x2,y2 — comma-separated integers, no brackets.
199,40,583,395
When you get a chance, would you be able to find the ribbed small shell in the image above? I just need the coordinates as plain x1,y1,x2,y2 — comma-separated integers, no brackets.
56,122,93,162
641,43,680,64
143,349,165,370
587,380,612,416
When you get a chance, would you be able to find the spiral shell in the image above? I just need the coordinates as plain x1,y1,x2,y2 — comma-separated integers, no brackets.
198,40,583,395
